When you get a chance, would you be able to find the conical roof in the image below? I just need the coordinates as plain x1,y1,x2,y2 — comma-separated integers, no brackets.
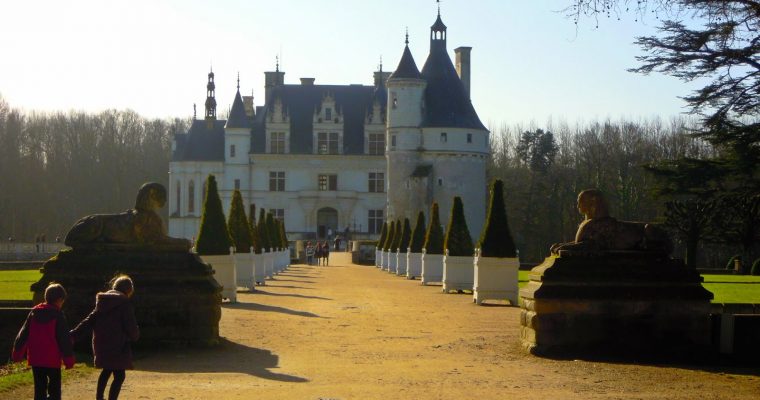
225,90,251,129
389,45,422,80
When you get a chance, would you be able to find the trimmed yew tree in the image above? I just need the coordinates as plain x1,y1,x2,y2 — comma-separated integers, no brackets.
478,179,517,257
278,219,289,248
400,218,412,253
444,197,474,257
195,175,232,255
377,222,388,250
410,211,426,253
391,219,403,252
257,208,271,251
249,204,262,254
383,220,396,251
227,190,253,253
424,202,444,255
265,213,279,251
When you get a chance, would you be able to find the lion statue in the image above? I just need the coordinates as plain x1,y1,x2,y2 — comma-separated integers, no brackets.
64,182,191,251
550,189,672,256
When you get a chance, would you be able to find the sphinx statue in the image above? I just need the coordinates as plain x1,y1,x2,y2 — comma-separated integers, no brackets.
65,182,191,251
550,189,672,256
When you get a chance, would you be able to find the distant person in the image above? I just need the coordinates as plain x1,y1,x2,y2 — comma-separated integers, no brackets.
334,235,341,251
305,241,315,265
71,275,140,400
12,282,75,400
327,227,333,240
322,241,330,266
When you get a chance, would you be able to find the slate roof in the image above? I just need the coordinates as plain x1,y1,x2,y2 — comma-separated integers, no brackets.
252,84,376,155
225,90,251,129
420,37,486,130
389,45,422,80
172,119,226,161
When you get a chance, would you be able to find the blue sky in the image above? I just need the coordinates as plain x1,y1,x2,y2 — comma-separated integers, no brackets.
0,0,699,127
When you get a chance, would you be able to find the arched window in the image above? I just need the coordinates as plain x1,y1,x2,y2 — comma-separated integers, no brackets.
188,180,195,213
175,180,181,214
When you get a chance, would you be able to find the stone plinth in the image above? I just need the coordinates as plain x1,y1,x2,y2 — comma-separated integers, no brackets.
519,254,713,358
442,255,474,292
474,256,519,305
31,248,221,348
406,252,422,279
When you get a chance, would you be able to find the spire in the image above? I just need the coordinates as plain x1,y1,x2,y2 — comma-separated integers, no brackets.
193,103,197,120
389,31,422,80
431,1,447,50
205,68,217,120
405,27,409,45
276,55,280,72
237,71,240,91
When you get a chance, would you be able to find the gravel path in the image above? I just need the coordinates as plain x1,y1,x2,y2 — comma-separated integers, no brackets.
5,261,759,399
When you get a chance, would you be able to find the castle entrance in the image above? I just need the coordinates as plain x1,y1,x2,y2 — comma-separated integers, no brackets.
316,207,338,239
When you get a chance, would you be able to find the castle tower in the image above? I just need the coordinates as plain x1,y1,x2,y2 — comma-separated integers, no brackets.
205,69,217,126
222,72,253,208
385,31,427,222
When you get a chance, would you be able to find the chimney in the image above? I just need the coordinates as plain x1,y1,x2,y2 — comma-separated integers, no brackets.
264,70,285,102
242,95,254,117
300,77,315,86
373,71,392,87
454,47,472,99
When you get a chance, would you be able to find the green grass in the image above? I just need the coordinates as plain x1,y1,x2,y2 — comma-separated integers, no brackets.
0,361,96,393
0,270,40,301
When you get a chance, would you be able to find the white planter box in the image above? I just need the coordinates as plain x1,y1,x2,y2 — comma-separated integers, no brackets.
382,250,390,271
406,252,423,279
252,253,266,285
443,255,474,293
202,253,236,303
388,250,398,273
375,249,381,268
264,250,274,278
396,250,408,276
234,252,254,290
421,252,444,285
473,256,519,305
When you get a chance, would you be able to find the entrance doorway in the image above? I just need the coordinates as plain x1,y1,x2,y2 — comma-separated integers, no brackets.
317,207,338,239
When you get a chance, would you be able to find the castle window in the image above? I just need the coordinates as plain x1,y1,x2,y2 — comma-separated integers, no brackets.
318,174,337,191
230,144,236,157
467,133,472,143
368,172,384,193
317,132,339,154
391,92,398,109
440,132,447,143
368,133,384,155
234,179,240,190
270,132,285,154
269,171,285,191
325,108,332,121
368,209,384,234
391,135,396,148
188,180,195,214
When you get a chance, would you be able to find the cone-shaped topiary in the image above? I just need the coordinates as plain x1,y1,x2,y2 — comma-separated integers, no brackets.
726,255,741,270
409,211,427,253
227,190,253,253
383,221,396,251
278,219,289,248
478,179,517,257
752,258,760,276
265,212,279,251
399,218,412,253
444,197,474,257
424,202,444,254
257,208,271,251
377,222,388,250
249,204,261,253
391,219,403,252
195,175,233,255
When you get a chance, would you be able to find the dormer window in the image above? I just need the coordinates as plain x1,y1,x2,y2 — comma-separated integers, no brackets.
325,108,332,120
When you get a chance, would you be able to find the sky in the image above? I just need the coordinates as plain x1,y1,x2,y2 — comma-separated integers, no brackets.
0,0,701,128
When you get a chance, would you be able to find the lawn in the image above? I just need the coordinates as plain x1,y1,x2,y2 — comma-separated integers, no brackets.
0,270,40,301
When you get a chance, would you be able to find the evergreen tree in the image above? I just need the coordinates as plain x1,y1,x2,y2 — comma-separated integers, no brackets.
444,197,474,257
391,219,403,252
257,208,271,251
383,220,396,251
409,211,427,253
423,202,444,255
195,175,232,255
278,219,289,249
377,222,388,250
266,212,278,251
249,204,262,254
478,179,517,257
399,218,412,253
227,190,252,253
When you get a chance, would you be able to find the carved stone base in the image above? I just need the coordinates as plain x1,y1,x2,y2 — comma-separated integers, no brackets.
32,248,222,349
519,255,713,358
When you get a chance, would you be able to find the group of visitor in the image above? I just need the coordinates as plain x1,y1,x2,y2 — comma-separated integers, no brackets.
12,276,139,400
304,241,331,266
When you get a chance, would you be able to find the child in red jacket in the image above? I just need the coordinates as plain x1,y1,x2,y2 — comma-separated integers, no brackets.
12,282,75,400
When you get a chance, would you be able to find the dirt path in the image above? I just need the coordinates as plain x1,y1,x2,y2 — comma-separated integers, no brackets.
6,261,759,399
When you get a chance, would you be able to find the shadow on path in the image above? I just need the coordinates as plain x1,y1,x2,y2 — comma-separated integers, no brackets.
269,278,317,284
253,289,332,301
276,274,321,279
262,284,314,290
225,301,328,318
137,338,308,382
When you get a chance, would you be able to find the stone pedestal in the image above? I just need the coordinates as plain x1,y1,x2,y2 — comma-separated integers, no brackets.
519,254,714,358
442,255,474,292
406,252,423,279
421,252,444,285
474,256,519,305
31,248,221,348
